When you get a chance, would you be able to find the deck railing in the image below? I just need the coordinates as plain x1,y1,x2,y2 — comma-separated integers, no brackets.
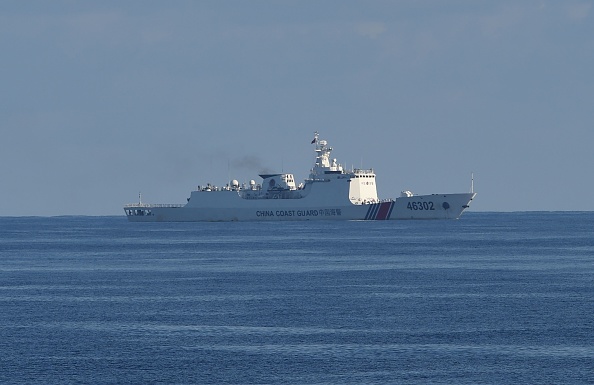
124,203,185,208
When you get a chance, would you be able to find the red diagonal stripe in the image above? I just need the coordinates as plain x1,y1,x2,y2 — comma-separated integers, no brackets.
376,202,391,220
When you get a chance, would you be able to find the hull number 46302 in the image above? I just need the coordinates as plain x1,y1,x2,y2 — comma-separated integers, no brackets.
407,201,435,210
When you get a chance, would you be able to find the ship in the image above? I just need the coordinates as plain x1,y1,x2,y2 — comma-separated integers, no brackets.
124,132,476,221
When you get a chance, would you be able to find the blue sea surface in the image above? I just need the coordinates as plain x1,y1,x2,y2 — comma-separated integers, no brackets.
1,212,593,384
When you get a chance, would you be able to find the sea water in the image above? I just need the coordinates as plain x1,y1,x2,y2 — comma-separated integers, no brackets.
0,212,593,384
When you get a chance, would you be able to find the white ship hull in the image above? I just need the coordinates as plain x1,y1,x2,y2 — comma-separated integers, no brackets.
125,192,476,222
124,132,476,222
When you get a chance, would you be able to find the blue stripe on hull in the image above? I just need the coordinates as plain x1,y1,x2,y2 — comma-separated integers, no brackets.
364,204,374,220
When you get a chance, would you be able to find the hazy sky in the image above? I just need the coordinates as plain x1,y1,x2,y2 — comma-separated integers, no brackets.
2,1,593,216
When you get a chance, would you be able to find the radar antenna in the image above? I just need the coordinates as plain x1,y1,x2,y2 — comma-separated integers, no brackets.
311,131,319,144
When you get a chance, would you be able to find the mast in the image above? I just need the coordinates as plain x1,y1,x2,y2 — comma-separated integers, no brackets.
309,131,343,180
